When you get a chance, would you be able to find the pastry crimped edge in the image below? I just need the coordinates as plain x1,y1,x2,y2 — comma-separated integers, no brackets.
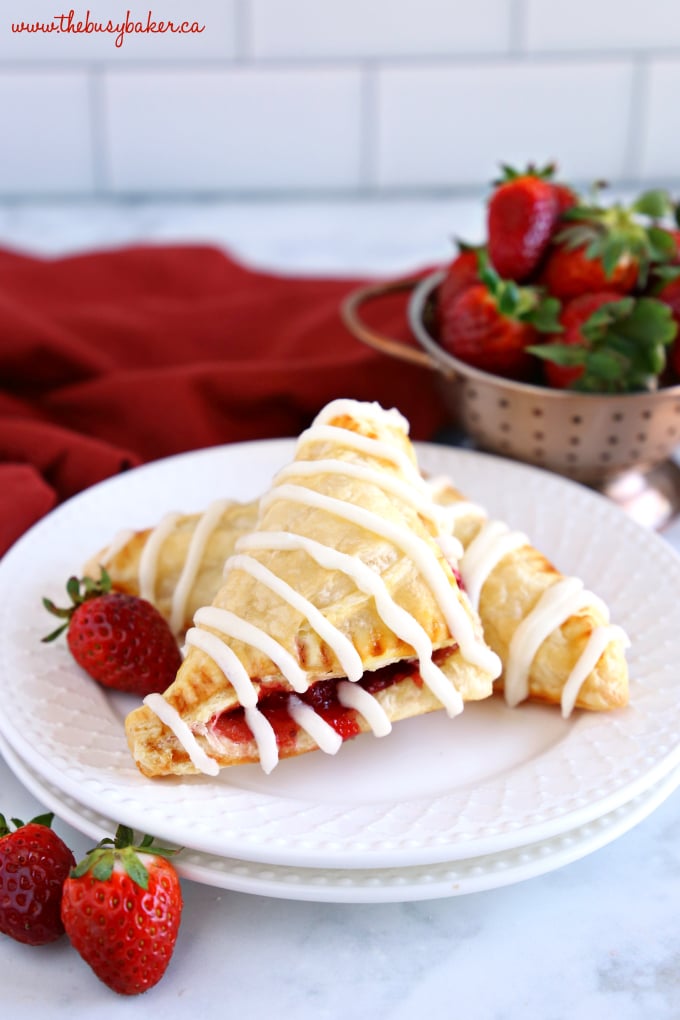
125,654,493,778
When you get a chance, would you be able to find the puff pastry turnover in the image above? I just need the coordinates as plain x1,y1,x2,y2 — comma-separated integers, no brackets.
426,476,630,716
124,399,500,777
95,430,630,733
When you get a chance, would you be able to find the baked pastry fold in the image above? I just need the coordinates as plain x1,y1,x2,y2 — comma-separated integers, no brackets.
426,476,630,717
84,500,259,638
124,400,500,777
92,404,629,777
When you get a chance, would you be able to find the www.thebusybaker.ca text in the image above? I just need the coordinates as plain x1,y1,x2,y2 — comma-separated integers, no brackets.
11,9,206,48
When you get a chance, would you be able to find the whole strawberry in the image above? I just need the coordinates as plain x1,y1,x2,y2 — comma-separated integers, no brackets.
541,187,677,300
650,266,680,379
438,244,482,307
438,253,561,379
529,293,677,392
487,164,560,281
42,569,182,696
0,812,75,946
61,825,183,996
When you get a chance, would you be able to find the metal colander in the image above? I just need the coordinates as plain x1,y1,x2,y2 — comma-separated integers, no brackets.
342,269,680,489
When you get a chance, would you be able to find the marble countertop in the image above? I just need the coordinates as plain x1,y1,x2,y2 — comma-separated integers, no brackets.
1,199,680,1020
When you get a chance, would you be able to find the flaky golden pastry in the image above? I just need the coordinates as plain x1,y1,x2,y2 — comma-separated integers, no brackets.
124,400,500,777
83,501,259,637
429,477,629,715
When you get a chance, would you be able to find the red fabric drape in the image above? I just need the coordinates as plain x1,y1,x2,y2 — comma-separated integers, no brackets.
0,244,447,555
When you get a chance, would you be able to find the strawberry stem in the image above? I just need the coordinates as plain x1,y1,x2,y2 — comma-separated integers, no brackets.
41,568,114,643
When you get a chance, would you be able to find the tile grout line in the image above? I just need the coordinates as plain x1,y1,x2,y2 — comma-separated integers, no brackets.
622,56,649,181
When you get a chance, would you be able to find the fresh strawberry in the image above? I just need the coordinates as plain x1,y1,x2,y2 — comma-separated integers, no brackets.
552,181,579,217
61,825,183,996
487,164,560,281
541,188,677,300
438,254,561,380
654,269,680,322
541,243,639,300
438,244,481,307
0,812,75,946
529,292,677,392
649,266,680,378
42,569,182,696
656,227,680,264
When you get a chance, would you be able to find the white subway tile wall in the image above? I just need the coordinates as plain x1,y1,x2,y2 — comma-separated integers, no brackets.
0,0,677,197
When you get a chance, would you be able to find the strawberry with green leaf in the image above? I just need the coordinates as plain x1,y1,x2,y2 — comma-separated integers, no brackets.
649,264,680,378
438,252,562,380
529,291,677,392
42,568,182,696
487,163,562,281
61,825,183,996
540,188,678,300
438,242,483,307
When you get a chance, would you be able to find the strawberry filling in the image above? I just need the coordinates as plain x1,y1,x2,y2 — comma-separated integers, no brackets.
210,646,456,751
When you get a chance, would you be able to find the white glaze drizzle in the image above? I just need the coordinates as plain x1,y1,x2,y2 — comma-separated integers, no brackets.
275,458,455,532
143,693,220,776
169,499,232,635
312,398,410,435
138,511,182,603
98,527,135,567
145,403,498,773
336,680,392,736
459,520,529,610
504,577,611,708
424,476,488,523
259,482,499,676
184,626,258,708
288,696,343,755
560,624,631,719
221,553,364,683
243,706,279,774
296,424,422,484
237,531,466,717
193,604,310,694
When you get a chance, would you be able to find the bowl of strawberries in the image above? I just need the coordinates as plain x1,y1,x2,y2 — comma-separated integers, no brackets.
343,164,680,493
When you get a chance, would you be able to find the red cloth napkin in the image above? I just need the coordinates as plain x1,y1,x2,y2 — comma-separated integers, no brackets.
0,244,448,555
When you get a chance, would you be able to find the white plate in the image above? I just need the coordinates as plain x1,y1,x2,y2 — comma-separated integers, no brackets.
1,727,677,903
1,440,679,869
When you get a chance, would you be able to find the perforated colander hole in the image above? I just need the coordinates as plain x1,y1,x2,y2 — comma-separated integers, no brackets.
607,435,619,445
611,412,624,422
600,452,613,462
637,432,647,442
566,452,580,463
533,448,546,459
531,407,544,418
571,415,583,425
498,398,510,409
641,410,652,420
533,431,544,440
569,436,581,446
499,422,511,433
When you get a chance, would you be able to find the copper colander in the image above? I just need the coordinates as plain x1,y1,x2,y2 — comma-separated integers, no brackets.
342,269,680,490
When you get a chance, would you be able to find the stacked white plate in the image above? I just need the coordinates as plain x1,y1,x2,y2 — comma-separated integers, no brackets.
1,440,679,903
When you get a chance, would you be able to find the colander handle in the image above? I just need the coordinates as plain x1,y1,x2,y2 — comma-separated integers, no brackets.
340,277,440,370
